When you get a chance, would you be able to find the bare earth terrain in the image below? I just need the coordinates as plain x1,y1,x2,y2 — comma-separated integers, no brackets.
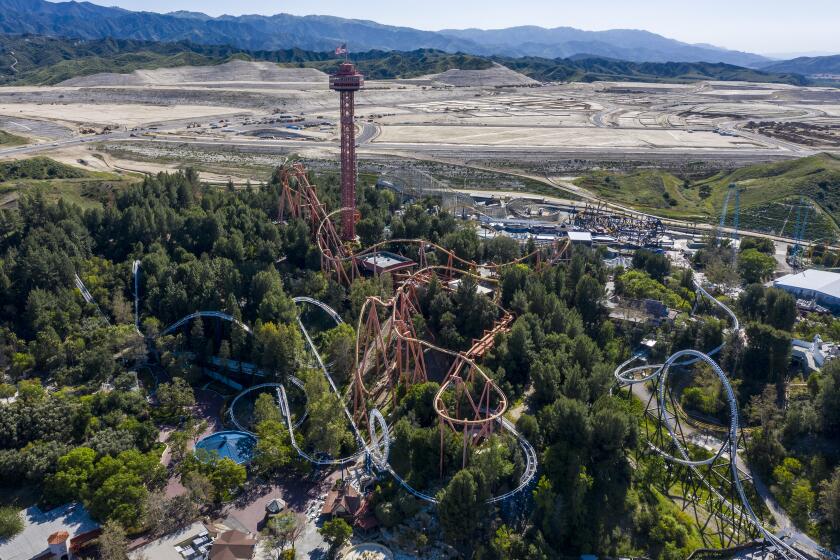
0,60,836,181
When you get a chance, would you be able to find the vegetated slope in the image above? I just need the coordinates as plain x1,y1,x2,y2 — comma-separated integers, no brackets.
0,35,491,84
0,34,808,87
759,55,840,75
0,157,136,210
0,0,770,65
0,157,87,181
0,129,27,147
282,49,494,80
494,56,809,85
574,153,840,241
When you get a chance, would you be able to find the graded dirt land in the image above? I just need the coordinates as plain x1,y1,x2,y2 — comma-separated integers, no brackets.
426,63,539,87
60,60,328,86
0,63,836,177
0,102,254,128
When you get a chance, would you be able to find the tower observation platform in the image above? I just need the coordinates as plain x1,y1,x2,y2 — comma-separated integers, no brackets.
329,62,365,241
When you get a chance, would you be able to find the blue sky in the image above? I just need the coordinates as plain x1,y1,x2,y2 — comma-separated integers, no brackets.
87,0,839,55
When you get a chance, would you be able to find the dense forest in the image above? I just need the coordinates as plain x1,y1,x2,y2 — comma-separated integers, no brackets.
1,166,839,558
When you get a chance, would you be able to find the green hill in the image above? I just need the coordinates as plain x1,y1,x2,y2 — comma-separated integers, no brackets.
574,153,840,241
0,130,27,147
0,157,137,209
0,33,812,87
495,56,808,85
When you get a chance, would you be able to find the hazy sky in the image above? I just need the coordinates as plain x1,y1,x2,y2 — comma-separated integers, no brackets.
87,0,839,55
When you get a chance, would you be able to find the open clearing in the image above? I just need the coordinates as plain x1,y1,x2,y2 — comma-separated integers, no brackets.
0,102,254,128
0,60,835,181
375,124,767,148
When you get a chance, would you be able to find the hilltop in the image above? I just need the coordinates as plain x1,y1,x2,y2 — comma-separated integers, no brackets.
0,35,809,87
574,153,840,240
0,0,770,65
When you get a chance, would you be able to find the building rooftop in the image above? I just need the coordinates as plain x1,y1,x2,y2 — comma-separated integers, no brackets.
774,269,840,299
0,503,98,560
568,231,593,242
359,251,416,274
209,530,258,560
129,521,211,560
194,431,256,465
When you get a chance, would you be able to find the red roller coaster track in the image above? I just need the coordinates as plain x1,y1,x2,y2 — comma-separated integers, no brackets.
276,162,570,469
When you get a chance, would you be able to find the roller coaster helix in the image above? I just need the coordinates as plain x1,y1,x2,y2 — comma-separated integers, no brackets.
614,282,809,560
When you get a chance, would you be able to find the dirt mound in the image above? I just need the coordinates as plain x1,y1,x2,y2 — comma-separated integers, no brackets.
60,60,327,86
429,63,538,87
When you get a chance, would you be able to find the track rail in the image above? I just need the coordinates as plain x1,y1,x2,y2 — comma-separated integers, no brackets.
614,282,809,560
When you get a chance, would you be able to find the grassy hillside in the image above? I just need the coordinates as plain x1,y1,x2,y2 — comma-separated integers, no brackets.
494,56,809,85
0,33,813,86
761,55,840,75
0,130,28,147
0,157,137,209
0,35,492,84
282,49,493,79
574,153,840,241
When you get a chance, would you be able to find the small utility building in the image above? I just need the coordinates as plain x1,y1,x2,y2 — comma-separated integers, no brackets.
773,269,840,311
358,252,415,275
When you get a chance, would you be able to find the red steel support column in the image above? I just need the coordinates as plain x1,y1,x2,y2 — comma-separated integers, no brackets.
329,62,364,242
340,89,356,241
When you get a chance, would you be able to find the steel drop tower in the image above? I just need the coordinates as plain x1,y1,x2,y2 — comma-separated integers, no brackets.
329,61,364,241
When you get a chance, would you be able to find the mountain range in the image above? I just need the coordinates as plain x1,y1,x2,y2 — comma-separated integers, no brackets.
0,34,811,87
0,0,774,66
759,55,840,75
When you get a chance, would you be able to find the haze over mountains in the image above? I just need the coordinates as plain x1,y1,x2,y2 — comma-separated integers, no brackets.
0,0,774,67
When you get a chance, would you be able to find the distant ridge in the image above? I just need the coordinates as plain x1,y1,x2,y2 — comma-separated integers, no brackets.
759,55,840,76
0,34,809,87
0,0,770,66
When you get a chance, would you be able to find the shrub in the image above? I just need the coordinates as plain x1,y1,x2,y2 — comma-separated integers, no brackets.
0,506,23,539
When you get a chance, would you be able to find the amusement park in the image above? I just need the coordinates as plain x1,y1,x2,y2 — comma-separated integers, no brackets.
2,54,840,560
116,61,839,560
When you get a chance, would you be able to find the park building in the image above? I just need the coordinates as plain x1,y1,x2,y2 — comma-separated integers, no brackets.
773,269,840,312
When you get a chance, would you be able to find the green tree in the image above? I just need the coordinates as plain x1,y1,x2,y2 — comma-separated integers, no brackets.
819,467,840,533
789,479,815,529
156,377,195,420
98,520,129,560
320,323,356,386
208,457,246,502
253,392,281,426
437,470,483,552
254,322,303,381
263,511,304,556
738,248,776,284
319,517,352,556
46,446,97,503
303,369,351,457
89,471,148,527
252,420,293,477
574,275,604,329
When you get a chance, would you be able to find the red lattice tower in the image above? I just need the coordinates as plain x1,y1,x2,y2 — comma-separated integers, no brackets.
329,62,364,242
